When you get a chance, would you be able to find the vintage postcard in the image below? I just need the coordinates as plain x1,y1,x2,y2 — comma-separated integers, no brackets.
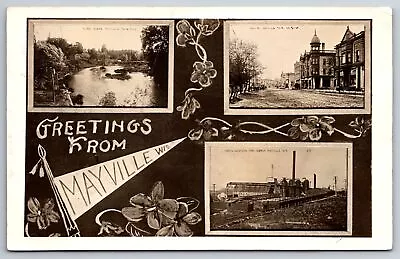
6,7,392,251
224,20,371,115
27,19,174,113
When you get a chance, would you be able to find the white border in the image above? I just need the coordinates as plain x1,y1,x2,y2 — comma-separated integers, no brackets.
204,142,353,236
223,20,371,115
27,19,174,113
7,7,392,250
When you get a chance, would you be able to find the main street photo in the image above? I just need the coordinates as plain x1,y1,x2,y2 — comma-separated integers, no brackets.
226,20,370,110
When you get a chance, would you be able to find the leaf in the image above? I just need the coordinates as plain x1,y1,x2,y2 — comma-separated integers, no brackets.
309,129,322,141
27,197,40,214
182,212,202,225
27,213,37,222
156,225,174,236
299,131,309,141
151,181,164,202
158,210,175,226
158,199,179,213
43,198,55,212
192,98,201,109
121,207,145,222
320,122,334,136
349,120,359,128
288,127,299,139
299,123,314,133
47,211,60,223
306,116,319,124
129,193,152,207
176,34,189,47
176,20,192,34
37,216,48,230
177,197,200,212
188,128,203,141
291,117,304,127
174,222,193,237
176,202,189,219
320,116,335,124
147,212,161,230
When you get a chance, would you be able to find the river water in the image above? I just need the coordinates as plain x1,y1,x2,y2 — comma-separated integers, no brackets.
69,66,159,107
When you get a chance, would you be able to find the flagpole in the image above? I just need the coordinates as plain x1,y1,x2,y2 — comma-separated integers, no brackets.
38,145,81,237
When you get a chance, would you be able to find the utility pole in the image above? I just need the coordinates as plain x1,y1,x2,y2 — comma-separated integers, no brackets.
271,164,274,178
334,176,337,196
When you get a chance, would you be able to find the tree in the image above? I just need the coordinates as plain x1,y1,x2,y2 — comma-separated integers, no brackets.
46,38,70,55
34,41,66,90
141,25,169,89
229,38,264,101
99,92,117,106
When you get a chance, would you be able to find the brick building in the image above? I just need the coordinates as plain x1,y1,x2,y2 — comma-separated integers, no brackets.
334,26,365,91
295,30,336,89
280,72,296,89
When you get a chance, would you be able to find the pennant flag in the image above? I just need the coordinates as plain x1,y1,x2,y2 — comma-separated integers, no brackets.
53,137,186,220
28,145,81,237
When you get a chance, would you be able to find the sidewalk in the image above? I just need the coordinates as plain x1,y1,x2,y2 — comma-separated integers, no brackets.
301,88,365,97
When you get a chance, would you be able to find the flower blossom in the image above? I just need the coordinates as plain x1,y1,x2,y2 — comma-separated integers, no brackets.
176,94,201,120
26,197,60,230
156,201,202,237
288,116,335,141
121,181,179,230
194,19,220,36
190,61,217,87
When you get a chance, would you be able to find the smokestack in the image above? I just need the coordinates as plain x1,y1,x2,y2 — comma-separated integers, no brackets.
322,43,325,51
313,173,317,188
292,151,296,180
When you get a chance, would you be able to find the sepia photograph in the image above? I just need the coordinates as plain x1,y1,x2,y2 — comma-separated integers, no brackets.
27,19,174,112
205,142,352,236
224,20,371,115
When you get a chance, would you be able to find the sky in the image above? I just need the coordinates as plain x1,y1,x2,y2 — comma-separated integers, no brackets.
33,21,150,51
230,20,368,79
209,144,350,191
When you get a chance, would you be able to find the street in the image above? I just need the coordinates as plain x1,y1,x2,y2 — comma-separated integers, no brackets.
230,88,364,109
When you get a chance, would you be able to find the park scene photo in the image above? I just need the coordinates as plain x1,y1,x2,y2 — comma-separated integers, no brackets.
29,20,172,109
226,20,370,110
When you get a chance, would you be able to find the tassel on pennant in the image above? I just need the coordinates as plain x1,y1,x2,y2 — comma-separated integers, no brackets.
28,161,40,176
39,166,45,178
25,144,81,237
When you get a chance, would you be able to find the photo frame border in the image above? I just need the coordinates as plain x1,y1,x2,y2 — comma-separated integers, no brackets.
223,19,372,115
204,141,353,236
26,18,175,113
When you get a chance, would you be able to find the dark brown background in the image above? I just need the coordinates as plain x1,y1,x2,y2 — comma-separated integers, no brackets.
24,19,371,237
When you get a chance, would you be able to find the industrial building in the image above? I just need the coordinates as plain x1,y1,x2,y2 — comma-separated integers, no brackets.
225,151,315,199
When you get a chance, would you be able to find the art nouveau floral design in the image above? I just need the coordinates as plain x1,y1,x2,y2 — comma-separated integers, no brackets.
176,93,201,120
190,61,217,87
176,19,220,120
96,181,202,237
26,197,60,230
288,116,335,141
186,116,371,142
25,197,62,237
